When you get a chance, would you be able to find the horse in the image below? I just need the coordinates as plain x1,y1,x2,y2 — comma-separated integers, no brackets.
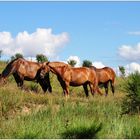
0,58,52,93
40,61,103,97
90,66,116,96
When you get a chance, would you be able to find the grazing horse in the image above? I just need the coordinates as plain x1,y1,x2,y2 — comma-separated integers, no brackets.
0,58,52,93
90,66,116,96
40,61,102,97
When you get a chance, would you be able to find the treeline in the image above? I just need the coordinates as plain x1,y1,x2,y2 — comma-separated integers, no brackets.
0,50,126,76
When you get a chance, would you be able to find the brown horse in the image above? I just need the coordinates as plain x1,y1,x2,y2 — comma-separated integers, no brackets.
40,61,102,97
90,66,116,96
0,58,52,93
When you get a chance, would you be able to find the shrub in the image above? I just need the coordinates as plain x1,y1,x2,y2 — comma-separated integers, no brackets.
82,60,92,67
121,71,140,115
29,83,39,93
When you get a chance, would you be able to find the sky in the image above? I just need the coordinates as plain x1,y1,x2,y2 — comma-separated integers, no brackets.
0,1,140,75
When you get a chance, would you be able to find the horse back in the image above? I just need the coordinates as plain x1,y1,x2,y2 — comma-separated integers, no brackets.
103,67,116,79
17,60,42,79
48,61,71,68
90,66,115,82
69,67,96,86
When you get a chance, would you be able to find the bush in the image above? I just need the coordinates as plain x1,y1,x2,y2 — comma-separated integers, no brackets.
121,71,140,115
29,83,39,93
82,60,92,67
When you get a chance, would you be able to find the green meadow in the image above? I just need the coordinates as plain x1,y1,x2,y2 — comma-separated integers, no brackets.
0,61,140,139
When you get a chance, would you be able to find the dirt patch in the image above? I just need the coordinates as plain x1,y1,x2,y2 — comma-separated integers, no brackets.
21,103,46,115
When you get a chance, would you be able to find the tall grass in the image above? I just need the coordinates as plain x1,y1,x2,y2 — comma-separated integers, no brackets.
0,61,140,138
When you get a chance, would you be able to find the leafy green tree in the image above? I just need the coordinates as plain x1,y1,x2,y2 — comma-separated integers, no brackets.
0,50,2,59
121,71,140,115
82,60,92,67
36,54,48,63
11,53,24,61
67,59,77,67
119,66,125,77
15,53,23,58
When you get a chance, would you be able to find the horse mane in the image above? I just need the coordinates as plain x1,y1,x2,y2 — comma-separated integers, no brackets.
2,58,24,78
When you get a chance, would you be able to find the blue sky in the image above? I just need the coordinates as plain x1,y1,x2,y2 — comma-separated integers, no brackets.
1,1,140,72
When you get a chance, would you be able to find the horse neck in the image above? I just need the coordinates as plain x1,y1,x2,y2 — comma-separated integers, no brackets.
49,65,65,76
32,62,43,70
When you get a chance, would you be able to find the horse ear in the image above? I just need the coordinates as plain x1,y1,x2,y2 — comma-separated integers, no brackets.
42,61,50,66
63,65,69,72
46,61,50,65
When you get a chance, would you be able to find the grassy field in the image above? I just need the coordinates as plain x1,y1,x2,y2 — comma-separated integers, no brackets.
0,61,140,139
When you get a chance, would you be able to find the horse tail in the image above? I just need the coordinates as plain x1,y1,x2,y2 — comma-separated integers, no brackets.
1,58,20,78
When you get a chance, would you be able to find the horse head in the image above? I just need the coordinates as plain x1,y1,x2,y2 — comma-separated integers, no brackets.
40,62,50,78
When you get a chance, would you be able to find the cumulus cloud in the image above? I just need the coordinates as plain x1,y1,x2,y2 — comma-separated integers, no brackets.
92,61,105,68
118,43,140,61
0,28,69,59
115,62,140,77
128,31,140,35
67,55,81,67
125,62,140,76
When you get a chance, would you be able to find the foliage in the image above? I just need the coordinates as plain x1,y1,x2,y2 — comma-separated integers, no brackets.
121,71,140,114
11,53,24,61
29,83,39,93
67,59,77,67
82,60,92,67
36,54,48,63
0,50,2,59
119,66,125,77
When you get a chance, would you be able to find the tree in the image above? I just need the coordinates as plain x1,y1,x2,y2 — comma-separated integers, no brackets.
121,71,140,115
15,53,23,59
67,59,77,67
36,54,48,63
11,53,24,61
82,60,92,67
0,50,2,60
119,66,125,77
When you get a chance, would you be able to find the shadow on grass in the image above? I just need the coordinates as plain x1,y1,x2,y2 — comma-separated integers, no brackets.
61,123,102,139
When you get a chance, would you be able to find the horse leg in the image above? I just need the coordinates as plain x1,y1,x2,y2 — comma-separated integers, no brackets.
64,81,69,97
38,79,47,93
104,83,109,96
89,82,103,96
89,83,95,96
18,75,24,89
13,73,23,88
83,83,89,97
38,79,52,93
57,76,69,97
44,73,52,93
110,80,115,96
96,86,103,96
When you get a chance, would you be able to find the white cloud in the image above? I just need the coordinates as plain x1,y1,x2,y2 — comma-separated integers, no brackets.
128,31,140,35
67,55,81,67
0,28,69,59
92,61,105,68
116,62,140,77
118,43,140,61
125,62,140,76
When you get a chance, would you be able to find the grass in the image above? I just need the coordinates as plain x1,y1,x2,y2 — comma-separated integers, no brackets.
0,62,140,138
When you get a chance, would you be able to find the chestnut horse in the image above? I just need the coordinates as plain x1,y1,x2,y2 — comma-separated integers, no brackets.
90,66,116,96
0,58,52,93
40,61,102,97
